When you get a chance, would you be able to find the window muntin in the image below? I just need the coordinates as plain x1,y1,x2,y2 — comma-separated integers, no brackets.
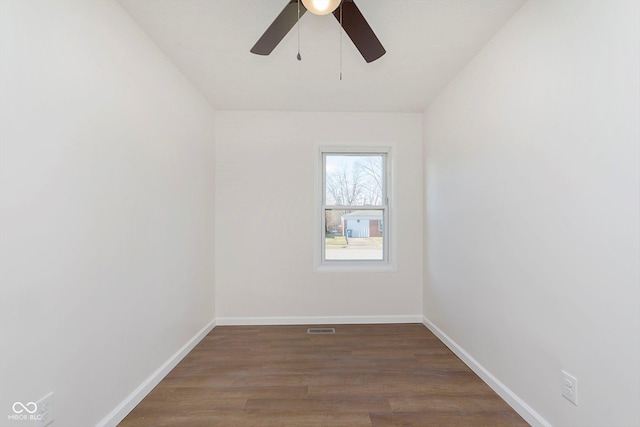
321,152,388,264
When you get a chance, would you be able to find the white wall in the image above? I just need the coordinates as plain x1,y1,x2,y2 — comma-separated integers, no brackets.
0,1,215,426
215,111,423,323
423,0,639,426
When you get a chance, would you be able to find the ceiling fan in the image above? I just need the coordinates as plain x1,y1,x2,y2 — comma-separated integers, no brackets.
250,0,386,63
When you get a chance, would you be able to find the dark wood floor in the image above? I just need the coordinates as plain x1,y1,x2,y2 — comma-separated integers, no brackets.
119,323,528,426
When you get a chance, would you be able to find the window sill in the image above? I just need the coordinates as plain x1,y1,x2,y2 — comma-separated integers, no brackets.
315,261,396,273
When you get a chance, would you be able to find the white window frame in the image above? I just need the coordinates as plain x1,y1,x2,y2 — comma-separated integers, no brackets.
316,146,394,272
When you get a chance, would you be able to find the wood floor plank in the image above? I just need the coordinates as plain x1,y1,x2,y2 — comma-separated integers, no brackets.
135,384,309,401
244,396,392,413
120,412,373,427
118,324,528,426
388,395,514,412
370,410,528,427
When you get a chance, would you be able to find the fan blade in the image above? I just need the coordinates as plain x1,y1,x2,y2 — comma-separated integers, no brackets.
333,0,385,63
251,1,306,55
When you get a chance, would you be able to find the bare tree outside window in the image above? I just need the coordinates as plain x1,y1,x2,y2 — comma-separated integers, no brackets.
325,155,383,207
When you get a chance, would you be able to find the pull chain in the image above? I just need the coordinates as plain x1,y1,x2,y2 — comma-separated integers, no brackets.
339,2,343,80
297,0,302,60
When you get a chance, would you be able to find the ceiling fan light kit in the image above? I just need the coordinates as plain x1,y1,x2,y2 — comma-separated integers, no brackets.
250,0,385,63
301,0,341,15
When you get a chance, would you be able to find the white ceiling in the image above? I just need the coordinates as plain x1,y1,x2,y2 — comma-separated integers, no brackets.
116,0,525,112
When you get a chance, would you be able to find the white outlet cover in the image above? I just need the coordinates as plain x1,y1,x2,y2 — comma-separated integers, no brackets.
561,370,578,405
34,392,54,427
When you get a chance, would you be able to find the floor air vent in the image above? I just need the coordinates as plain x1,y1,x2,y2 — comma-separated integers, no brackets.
307,327,336,335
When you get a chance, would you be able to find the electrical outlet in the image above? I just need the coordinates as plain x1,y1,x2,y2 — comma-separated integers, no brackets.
561,370,578,405
34,392,54,427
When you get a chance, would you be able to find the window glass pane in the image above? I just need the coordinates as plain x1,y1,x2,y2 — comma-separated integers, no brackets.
325,155,384,206
324,209,384,261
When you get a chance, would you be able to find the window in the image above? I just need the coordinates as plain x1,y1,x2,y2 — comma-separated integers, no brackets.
320,149,390,268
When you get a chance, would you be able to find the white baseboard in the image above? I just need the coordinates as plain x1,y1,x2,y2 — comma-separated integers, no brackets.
216,315,423,326
96,318,217,427
422,316,551,427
